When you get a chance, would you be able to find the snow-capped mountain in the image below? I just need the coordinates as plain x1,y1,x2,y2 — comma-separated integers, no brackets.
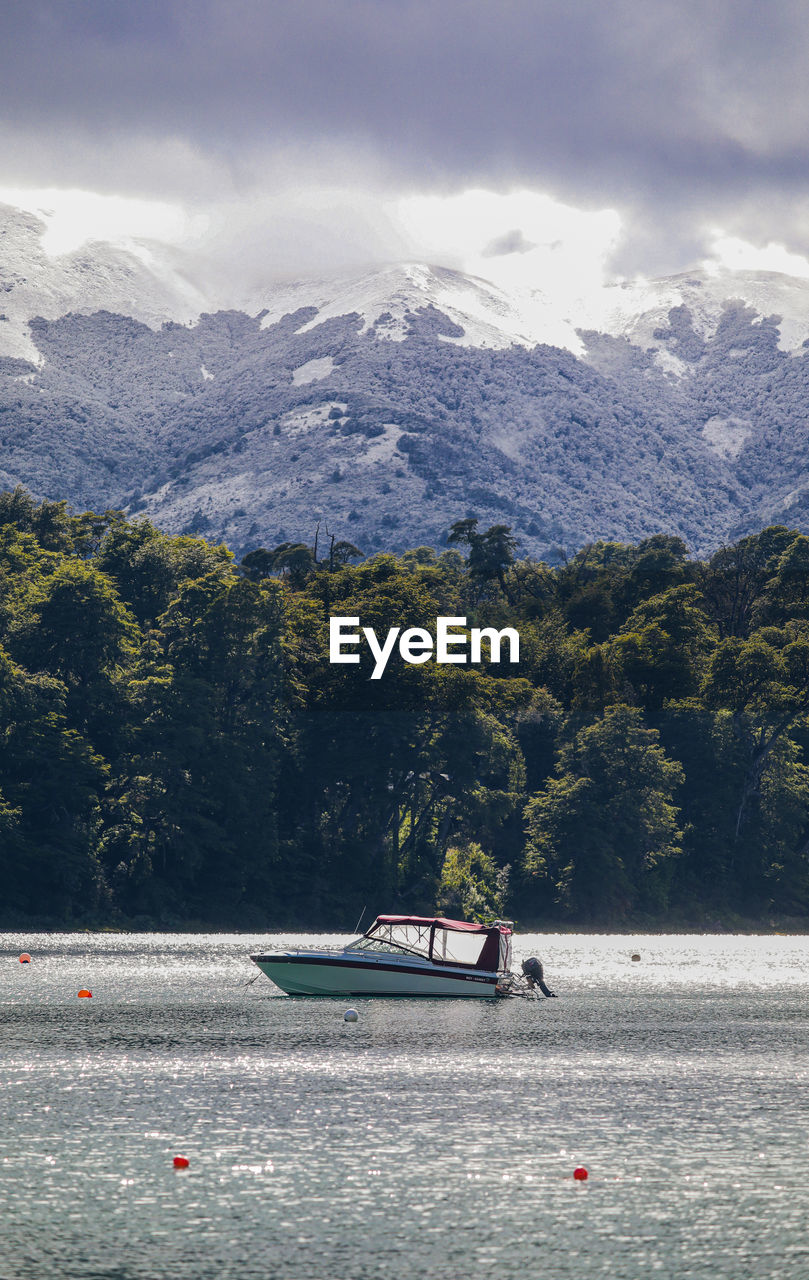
0,203,205,364
250,262,587,354
240,260,809,364
583,268,809,365
3,199,809,559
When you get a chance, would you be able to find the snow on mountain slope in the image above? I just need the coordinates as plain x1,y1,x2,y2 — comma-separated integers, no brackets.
250,262,809,371
5,195,809,367
257,263,586,354
7,191,809,558
0,204,207,365
583,268,809,358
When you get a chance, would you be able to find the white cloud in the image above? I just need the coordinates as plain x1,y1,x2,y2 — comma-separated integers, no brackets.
707,233,809,279
11,177,809,324
391,188,622,308
0,184,202,255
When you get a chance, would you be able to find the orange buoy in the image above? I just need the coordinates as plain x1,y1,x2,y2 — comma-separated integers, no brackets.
573,1166,588,1181
19,953,31,964
78,989,92,998
173,1155,190,1169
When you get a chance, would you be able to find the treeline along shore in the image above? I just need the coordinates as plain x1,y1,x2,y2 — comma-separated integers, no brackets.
2,486,809,931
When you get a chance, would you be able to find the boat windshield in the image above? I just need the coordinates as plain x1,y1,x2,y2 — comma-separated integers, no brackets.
345,920,432,960
346,935,426,957
345,917,503,970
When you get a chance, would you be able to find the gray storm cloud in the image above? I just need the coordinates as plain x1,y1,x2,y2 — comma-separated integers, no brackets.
1,0,808,269
482,229,537,258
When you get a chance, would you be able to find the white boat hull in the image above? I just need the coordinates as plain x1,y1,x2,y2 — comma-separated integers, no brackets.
251,952,500,997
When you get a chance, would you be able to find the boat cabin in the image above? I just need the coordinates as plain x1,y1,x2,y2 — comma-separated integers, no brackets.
345,915,512,973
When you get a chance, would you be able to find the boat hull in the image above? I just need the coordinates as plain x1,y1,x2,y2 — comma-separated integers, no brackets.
251,952,500,997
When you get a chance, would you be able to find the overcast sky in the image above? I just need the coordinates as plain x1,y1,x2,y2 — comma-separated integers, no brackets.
1,0,807,292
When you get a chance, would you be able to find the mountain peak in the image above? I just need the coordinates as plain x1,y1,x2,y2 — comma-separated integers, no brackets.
583,266,809,360
247,260,585,353
0,202,207,364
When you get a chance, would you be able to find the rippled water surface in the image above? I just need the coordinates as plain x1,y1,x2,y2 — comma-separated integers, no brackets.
2,932,809,1279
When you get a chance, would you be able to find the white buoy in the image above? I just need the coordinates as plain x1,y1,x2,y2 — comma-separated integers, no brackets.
344,1008,359,1022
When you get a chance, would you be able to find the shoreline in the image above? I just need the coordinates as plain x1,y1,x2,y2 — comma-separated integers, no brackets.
3,915,809,936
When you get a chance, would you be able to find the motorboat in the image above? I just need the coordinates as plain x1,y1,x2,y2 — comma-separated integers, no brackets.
251,914,518,997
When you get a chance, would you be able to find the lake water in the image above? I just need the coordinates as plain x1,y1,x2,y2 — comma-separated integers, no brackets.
2,932,809,1279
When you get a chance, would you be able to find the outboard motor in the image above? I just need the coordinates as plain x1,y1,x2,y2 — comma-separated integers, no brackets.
521,956,557,998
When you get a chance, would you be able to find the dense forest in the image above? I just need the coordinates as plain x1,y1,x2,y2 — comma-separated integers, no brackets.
2,486,809,930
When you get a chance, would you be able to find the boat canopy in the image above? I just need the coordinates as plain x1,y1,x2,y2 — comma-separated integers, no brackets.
360,915,511,972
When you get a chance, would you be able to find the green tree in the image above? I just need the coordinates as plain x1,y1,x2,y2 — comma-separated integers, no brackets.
703,626,809,841
107,572,286,920
436,841,508,920
448,518,518,592
97,519,233,627
696,526,797,640
609,585,715,712
0,645,106,919
524,704,683,921
755,535,809,627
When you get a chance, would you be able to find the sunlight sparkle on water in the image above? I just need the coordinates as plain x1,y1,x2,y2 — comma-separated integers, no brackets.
2,932,809,1279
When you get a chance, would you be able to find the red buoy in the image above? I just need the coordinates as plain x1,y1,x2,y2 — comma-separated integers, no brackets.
573,1166,588,1181
19,953,31,964
78,989,92,998
173,1155,190,1169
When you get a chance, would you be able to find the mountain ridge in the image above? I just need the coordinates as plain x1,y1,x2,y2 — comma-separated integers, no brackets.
2,202,809,559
